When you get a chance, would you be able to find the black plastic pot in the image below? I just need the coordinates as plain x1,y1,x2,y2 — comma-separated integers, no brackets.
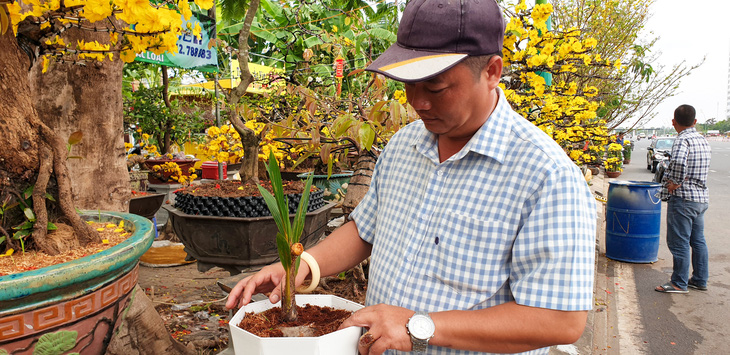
163,201,335,274
172,190,325,218
129,193,166,219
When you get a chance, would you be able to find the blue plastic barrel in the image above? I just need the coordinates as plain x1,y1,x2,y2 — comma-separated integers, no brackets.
605,181,662,263
152,216,159,239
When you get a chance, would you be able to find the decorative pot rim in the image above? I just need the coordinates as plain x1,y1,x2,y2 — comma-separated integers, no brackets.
130,192,165,199
144,158,200,163
0,211,154,303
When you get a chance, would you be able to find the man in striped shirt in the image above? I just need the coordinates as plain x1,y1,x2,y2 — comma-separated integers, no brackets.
655,104,712,294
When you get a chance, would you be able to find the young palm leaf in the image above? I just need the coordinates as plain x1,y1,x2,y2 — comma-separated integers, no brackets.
256,151,314,322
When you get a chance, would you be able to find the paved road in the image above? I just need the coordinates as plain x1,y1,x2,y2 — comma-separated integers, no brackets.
612,137,730,354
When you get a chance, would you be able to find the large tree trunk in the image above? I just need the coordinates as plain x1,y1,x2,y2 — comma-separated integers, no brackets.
342,152,377,216
0,30,41,250
0,30,98,254
0,31,40,184
28,28,130,212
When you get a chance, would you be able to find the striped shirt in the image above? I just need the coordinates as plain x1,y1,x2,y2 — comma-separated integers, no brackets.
350,88,596,355
660,127,711,203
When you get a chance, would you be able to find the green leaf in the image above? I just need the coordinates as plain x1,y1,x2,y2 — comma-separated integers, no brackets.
47,222,57,231
45,193,56,202
23,208,35,222
249,25,279,45
304,35,324,48
342,29,355,41
260,0,284,24
22,185,34,200
292,174,314,243
13,229,30,239
0,235,6,245
266,152,291,237
359,123,376,151
0,349,8,355
366,27,397,42
67,131,83,146
276,232,291,269
18,220,34,230
257,185,286,236
33,330,78,355
333,114,356,137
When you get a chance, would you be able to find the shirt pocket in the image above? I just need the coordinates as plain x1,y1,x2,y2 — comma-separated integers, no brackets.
428,210,514,299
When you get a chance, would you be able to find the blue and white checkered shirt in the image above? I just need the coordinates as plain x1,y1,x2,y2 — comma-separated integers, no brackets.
660,127,711,203
350,89,596,355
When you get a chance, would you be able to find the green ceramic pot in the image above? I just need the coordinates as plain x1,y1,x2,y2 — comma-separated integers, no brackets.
0,211,154,354
297,171,354,202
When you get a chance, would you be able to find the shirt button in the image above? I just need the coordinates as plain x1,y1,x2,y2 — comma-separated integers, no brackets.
437,170,444,176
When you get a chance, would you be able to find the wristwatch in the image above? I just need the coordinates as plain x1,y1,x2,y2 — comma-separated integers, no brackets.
406,311,435,353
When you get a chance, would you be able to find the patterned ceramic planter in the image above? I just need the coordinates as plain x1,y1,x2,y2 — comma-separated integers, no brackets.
0,211,154,354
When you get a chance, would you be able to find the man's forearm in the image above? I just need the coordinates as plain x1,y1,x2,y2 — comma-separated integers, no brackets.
429,302,588,353
306,220,372,278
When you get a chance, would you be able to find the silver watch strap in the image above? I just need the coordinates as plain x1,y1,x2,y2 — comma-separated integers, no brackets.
409,311,432,353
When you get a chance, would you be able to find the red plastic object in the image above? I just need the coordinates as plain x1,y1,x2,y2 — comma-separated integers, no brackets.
201,161,227,180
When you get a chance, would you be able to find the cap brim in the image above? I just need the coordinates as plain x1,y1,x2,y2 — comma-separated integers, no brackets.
366,43,468,83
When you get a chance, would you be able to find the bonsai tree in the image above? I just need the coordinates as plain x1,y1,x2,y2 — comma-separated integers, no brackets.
257,151,314,322
0,0,213,255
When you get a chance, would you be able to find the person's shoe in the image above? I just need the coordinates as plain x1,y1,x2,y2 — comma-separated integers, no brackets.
687,280,707,291
655,282,688,294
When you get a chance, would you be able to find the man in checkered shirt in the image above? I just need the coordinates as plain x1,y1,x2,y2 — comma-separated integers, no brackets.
227,1,596,353
655,104,712,294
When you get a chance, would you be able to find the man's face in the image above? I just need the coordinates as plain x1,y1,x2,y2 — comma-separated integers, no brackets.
404,63,494,141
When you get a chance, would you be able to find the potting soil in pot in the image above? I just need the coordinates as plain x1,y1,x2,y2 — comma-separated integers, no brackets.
238,304,353,337
173,180,325,217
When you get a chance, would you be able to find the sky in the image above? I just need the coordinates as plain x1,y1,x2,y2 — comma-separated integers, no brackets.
641,0,730,128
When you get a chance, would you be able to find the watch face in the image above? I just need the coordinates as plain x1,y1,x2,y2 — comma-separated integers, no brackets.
409,315,435,339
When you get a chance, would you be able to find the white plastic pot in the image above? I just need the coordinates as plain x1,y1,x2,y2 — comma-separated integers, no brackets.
229,294,364,355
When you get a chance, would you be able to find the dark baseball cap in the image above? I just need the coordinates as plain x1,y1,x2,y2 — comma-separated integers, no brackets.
366,0,506,83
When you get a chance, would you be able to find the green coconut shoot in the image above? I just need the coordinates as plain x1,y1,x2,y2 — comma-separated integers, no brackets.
257,151,314,322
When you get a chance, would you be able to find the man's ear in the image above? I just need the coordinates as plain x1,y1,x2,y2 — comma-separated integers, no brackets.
483,56,503,89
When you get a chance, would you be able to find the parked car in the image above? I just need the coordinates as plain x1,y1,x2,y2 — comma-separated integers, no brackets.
638,132,646,140
653,151,671,183
646,137,675,173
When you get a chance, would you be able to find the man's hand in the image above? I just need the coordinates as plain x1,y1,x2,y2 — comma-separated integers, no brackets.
666,180,681,193
224,261,310,309
339,304,415,355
